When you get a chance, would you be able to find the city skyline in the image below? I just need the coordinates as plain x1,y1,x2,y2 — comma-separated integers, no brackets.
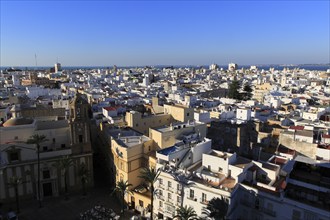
1,0,329,67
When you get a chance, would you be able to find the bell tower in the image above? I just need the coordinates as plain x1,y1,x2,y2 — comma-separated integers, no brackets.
69,92,92,154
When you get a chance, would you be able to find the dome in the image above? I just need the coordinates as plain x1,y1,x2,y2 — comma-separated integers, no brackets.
3,117,34,127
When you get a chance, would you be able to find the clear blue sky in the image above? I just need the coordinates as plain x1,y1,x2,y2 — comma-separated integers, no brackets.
1,0,329,67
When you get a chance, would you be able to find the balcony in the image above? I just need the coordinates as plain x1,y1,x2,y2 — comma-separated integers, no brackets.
158,184,165,189
176,189,182,195
187,196,197,202
166,199,173,205
167,187,175,193
158,195,164,201
200,199,209,205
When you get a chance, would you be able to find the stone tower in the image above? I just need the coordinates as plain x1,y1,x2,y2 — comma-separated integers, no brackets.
69,92,92,154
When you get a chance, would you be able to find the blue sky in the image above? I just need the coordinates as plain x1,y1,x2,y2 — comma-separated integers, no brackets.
1,0,329,67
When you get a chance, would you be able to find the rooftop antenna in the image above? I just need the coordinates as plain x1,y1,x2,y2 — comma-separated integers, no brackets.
35,53,38,69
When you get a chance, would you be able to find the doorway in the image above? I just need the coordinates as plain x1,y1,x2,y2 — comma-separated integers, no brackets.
43,182,53,197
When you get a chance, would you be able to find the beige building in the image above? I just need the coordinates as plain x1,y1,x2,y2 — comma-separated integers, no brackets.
150,121,207,149
125,103,194,136
111,132,155,215
109,101,208,217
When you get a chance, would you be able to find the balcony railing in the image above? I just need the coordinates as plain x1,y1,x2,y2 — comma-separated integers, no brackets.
167,187,175,192
167,199,173,204
158,184,165,189
158,195,164,200
200,199,209,205
187,196,197,202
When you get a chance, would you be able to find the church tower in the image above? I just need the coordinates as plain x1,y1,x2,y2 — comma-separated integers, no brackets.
69,92,92,154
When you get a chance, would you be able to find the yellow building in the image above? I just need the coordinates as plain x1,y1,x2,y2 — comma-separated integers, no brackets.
125,111,173,136
113,101,206,216
125,103,194,136
111,133,155,214
253,83,272,103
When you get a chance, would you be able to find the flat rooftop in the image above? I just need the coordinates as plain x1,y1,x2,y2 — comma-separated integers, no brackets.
155,121,202,133
116,135,150,148
232,157,251,168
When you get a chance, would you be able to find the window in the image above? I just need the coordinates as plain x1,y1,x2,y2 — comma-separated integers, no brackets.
159,190,163,196
159,201,163,208
189,189,194,199
177,184,181,191
43,170,50,179
139,200,144,207
208,165,211,170
304,211,317,220
135,123,139,127
187,113,190,116
177,196,181,203
61,144,66,148
168,181,172,188
255,198,260,209
79,135,83,143
14,136,18,140
168,193,171,200
292,210,301,220
9,152,19,162
52,138,56,143
202,193,207,202
159,178,163,185
267,202,273,211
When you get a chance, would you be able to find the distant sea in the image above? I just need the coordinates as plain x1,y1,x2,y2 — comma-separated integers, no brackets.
1,64,330,71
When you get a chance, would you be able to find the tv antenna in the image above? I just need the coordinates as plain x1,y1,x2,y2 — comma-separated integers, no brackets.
35,53,38,69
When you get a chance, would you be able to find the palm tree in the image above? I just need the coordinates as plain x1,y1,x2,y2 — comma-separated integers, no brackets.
112,180,133,214
174,205,198,220
7,176,24,213
138,167,160,220
54,156,75,200
202,196,229,220
78,162,90,196
27,134,48,208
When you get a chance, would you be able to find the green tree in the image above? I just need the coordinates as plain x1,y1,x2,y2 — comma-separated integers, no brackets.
228,80,241,100
138,167,160,220
7,176,25,213
174,205,198,220
112,180,133,214
202,196,229,220
27,134,48,208
54,156,75,200
78,162,90,196
243,84,253,100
